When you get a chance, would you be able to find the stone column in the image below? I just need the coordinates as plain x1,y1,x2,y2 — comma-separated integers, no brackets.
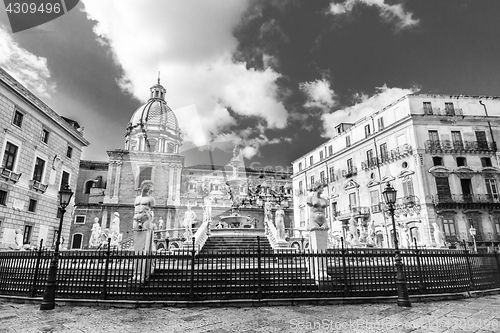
112,161,122,202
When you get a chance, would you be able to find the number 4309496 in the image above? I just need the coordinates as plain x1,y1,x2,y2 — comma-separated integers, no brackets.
6,2,61,14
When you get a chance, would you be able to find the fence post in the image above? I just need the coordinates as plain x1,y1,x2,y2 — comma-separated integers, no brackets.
30,239,44,297
257,236,262,299
413,237,426,294
189,237,196,301
101,238,111,300
463,240,475,290
341,237,349,297
494,247,500,284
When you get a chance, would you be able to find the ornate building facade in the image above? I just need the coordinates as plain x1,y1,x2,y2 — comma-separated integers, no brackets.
0,67,89,250
292,94,500,249
70,80,293,249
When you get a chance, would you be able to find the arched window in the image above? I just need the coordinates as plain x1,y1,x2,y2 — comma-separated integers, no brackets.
84,180,94,194
138,167,152,188
71,234,83,249
432,156,443,166
410,227,420,243
456,157,467,167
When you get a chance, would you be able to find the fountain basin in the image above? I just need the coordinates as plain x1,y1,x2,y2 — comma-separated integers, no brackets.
219,213,252,228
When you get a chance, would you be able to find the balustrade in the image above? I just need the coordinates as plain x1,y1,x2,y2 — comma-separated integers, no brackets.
425,140,496,153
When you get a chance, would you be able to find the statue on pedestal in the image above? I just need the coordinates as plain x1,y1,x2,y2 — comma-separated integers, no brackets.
89,218,101,249
306,184,328,230
433,222,445,248
14,229,23,250
204,196,212,222
264,199,272,222
183,205,197,239
399,224,410,249
275,204,286,240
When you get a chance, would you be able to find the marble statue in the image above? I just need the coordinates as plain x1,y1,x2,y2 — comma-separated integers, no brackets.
133,182,155,232
433,222,445,247
183,205,197,239
399,224,410,249
264,199,272,222
89,218,101,248
110,212,120,235
306,184,328,229
14,229,23,250
158,217,164,230
275,204,286,240
204,196,212,222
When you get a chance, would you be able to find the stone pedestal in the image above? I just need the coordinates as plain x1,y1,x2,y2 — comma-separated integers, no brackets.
308,227,329,282
132,228,155,282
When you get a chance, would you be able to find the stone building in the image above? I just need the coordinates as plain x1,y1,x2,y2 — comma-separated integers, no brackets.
0,67,89,250
70,80,293,249
292,94,500,249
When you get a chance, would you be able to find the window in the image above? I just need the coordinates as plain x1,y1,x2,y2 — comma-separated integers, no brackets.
138,167,152,187
319,151,324,160
456,157,467,167
364,124,371,138
476,131,488,149
432,156,443,166
402,176,415,198
299,207,305,227
188,182,196,191
444,102,455,115
66,146,73,159
347,158,353,172
328,145,333,156
379,143,388,162
310,176,314,187
71,234,83,249
377,117,384,131
0,190,7,205
435,177,452,201
28,199,37,212
309,156,314,166
75,215,86,224
410,227,420,243
346,136,351,147
60,171,70,190
481,157,492,167
329,167,335,182
348,192,357,208
23,225,32,244
298,181,303,193
451,131,463,149
32,157,46,182
366,149,374,167
56,207,62,218
13,110,23,127
370,189,380,207
331,202,338,217
2,142,18,171
423,102,433,114
441,219,456,236
320,171,325,183
494,218,500,238
84,180,94,194
298,162,302,171
41,129,49,144
428,130,439,143
485,179,499,200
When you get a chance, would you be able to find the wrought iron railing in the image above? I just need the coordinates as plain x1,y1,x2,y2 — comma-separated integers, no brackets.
420,107,463,116
425,140,496,153
1,246,500,302
341,167,357,178
432,194,500,205
363,145,413,170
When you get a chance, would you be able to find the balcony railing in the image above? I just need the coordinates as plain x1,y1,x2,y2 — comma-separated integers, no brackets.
1,168,21,183
421,107,463,116
29,179,48,193
425,140,497,153
336,206,370,220
341,167,357,178
432,194,500,205
362,144,412,170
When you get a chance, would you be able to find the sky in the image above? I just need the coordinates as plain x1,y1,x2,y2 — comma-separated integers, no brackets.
1,0,500,170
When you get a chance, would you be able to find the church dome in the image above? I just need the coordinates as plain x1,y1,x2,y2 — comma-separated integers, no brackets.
124,78,182,153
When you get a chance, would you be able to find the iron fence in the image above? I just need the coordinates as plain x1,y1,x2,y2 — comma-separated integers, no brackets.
1,244,500,302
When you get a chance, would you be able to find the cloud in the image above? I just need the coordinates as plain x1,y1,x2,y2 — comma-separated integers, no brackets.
321,85,419,137
300,79,338,112
329,0,419,30
0,25,55,98
81,0,288,153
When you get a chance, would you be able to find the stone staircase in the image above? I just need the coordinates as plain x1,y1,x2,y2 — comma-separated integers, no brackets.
200,235,273,253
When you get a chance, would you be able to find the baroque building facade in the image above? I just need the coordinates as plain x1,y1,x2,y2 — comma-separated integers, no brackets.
70,80,293,249
292,94,500,249
0,67,89,250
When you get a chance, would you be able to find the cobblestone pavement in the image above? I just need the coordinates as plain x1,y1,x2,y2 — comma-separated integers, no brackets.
1,295,499,333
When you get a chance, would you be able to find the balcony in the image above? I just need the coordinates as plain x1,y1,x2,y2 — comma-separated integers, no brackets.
425,140,497,154
432,194,500,210
371,204,382,214
365,144,413,169
1,168,21,183
341,166,357,178
29,179,48,193
336,206,370,220
421,107,463,116
361,157,379,171
381,196,421,217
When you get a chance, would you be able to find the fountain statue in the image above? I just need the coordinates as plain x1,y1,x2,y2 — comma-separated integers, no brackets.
219,145,252,228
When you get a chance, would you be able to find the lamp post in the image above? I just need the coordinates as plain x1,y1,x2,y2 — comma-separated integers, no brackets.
40,184,74,310
469,225,477,253
382,182,411,307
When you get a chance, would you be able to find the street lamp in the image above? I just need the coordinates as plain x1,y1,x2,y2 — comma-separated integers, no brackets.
40,184,74,310
382,182,411,307
469,225,477,253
